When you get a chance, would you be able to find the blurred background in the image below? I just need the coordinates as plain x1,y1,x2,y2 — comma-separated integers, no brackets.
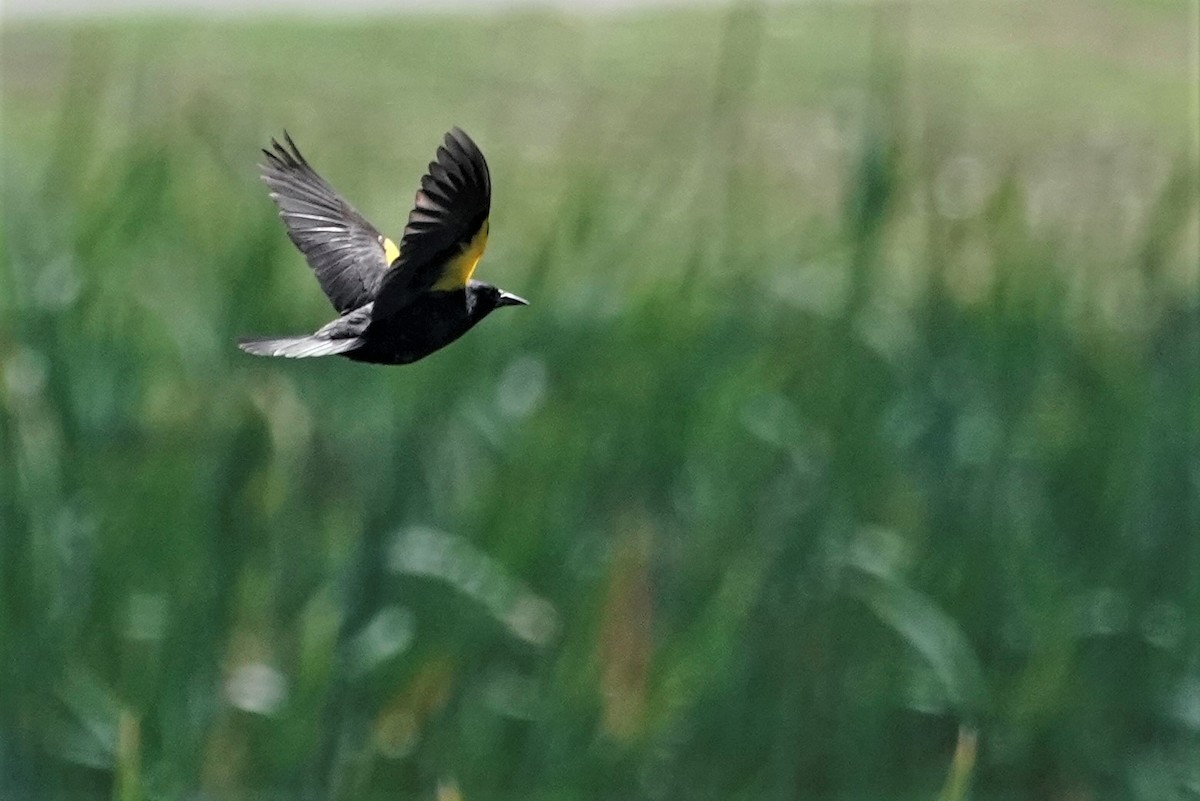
2,0,1199,799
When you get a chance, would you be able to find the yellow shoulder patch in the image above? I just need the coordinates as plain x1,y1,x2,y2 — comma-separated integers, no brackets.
382,237,401,265
432,219,489,291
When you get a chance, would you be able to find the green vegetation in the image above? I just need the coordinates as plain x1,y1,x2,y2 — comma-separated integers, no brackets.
2,3,1198,799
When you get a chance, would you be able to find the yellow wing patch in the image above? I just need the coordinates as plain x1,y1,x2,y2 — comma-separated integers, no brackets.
432,219,489,291
382,237,401,265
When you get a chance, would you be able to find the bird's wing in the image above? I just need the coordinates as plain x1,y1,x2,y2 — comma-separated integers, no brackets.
260,134,398,314
372,127,491,319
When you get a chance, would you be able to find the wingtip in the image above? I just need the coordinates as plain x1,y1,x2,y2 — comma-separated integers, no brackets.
440,127,486,176
445,126,474,151
261,131,308,169
283,130,302,159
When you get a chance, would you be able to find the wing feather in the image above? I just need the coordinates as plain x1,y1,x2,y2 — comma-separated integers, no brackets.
373,128,491,319
260,133,392,314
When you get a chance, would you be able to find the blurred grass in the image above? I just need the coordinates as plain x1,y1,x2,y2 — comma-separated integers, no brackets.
2,2,1200,800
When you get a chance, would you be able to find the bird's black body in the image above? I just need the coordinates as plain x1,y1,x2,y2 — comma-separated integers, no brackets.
238,128,526,365
327,286,512,365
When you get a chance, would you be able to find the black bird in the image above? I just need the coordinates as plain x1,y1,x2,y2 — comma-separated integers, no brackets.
239,128,526,364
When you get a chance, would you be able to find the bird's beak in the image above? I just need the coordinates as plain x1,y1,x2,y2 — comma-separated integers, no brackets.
497,290,529,307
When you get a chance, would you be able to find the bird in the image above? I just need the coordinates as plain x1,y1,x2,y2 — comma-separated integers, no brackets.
238,128,526,365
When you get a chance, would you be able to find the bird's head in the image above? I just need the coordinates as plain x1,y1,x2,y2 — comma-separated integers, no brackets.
467,280,529,320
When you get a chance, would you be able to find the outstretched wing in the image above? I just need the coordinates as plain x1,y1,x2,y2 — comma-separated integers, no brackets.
260,133,398,314
373,127,491,319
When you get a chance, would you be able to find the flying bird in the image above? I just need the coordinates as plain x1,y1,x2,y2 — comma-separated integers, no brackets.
239,128,526,364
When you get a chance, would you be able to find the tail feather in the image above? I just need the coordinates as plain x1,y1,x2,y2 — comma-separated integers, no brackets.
238,334,363,359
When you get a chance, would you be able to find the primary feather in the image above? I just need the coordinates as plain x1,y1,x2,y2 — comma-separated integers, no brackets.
373,127,492,318
259,133,392,314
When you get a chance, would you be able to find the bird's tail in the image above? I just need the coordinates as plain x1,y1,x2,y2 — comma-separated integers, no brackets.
237,335,363,359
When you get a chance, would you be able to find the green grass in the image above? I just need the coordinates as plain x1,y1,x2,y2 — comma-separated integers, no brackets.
2,2,1199,800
